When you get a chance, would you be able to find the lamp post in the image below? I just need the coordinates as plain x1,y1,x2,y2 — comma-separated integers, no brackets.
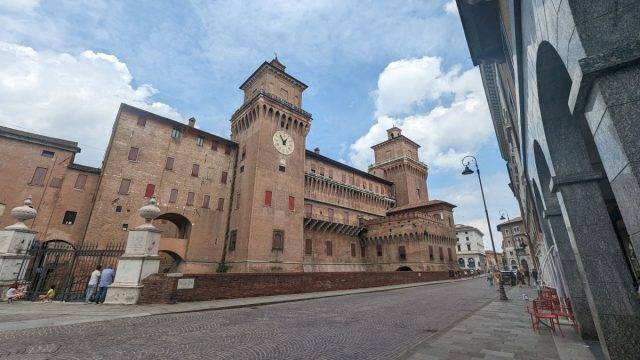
498,209,511,270
462,155,508,301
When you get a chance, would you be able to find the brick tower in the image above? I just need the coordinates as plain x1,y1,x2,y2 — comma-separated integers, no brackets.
369,127,428,206
226,58,312,272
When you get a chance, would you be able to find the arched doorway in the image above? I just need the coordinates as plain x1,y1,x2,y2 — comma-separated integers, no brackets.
536,41,640,354
467,258,475,269
158,250,183,273
153,213,192,239
396,266,412,271
458,258,465,268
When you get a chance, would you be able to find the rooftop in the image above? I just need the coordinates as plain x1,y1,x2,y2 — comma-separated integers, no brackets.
455,224,484,236
305,150,393,186
386,200,456,215
496,216,523,230
0,125,80,153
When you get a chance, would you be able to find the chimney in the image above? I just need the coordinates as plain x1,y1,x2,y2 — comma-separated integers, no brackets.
314,147,320,154
188,117,196,127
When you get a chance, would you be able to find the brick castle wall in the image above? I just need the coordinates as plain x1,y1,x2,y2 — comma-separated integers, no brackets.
138,271,450,304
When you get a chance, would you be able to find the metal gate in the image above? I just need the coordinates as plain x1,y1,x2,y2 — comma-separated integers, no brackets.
23,241,125,302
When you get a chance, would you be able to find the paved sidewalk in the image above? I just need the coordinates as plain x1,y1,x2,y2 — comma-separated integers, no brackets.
398,287,603,360
0,276,476,332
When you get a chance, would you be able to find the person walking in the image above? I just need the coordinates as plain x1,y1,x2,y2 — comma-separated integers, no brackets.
531,268,539,286
85,265,102,303
516,269,524,287
524,268,531,286
95,265,115,304
6,283,17,304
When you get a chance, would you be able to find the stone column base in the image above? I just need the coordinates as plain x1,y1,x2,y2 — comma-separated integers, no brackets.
104,283,144,305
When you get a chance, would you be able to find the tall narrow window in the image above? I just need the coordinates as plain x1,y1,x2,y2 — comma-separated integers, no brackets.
128,147,139,161
416,188,420,199
211,140,218,151
304,238,312,255
272,230,284,251
164,157,174,171
288,196,295,211
361,245,366,257
137,117,146,127
305,204,312,217
241,146,246,161
235,193,240,209
428,245,434,261
62,211,77,225
264,190,272,207
30,167,47,186
118,179,131,195
467,244,471,251
398,246,407,261
228,230,237,251
439,247,444,261
169,189,178,203
217,198,224,211
351,243,356,257
186,192,195,206
202,195,210,208
192,164,200,177
376,243,383,257
74,174,87,190
447,248,453,262
196,136,204,146
221,171,228,184
325,241,333,256
144,184,155,198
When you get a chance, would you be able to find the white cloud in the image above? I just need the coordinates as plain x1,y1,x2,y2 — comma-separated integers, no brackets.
0,0,40,12
349,56,492,171
443,1,459,16
0,41,182,166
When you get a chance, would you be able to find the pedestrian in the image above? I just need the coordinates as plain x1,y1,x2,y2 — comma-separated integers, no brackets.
86,265,102,303
95,265,115,304
5,283,17,304
516,269,524,286
524,268,531,286
532,268,539,286
38,284,56,302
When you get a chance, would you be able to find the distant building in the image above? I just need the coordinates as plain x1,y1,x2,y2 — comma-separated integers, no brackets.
455,224,485,271
484,250,502,271
496,217,533,271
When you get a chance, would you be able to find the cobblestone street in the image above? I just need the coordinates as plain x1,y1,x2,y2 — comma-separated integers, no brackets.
1,278,499,360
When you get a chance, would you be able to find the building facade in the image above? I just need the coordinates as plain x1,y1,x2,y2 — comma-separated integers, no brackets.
455,224,486,271
484,250,503,271
0,58,458,275
496,217,533,271
457,0,640,357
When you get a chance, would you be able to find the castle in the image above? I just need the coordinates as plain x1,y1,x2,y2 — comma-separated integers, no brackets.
0,58,458,273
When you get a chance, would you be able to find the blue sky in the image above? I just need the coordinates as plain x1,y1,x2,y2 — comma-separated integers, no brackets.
0,0,521,249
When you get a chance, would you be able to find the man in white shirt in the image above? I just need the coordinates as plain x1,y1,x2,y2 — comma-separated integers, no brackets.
85,265,102,303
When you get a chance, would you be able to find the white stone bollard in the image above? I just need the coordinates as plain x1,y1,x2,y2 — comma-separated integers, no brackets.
105,197,162,304
0,197,37,295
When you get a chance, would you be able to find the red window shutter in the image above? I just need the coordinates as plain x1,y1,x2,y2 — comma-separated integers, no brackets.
288,196,295,211
221,171,228,184
31,167,48,186
186,192,195,206
264,190,272,206
128,147,139,161
165,157,174,171
304,238,312,255
169,189,178,203
144,183,155,198
74,174,87,190
351,243,356,257
192,164,199,177
202,195,210,208
217,198,224,211
118,179,131,195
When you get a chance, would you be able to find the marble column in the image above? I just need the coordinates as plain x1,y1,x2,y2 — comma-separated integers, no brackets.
552,174,640,359
543,207,597,340
0,197,37,295
105,198,162,305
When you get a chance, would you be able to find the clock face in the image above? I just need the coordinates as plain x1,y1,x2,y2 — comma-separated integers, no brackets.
273,130,294,155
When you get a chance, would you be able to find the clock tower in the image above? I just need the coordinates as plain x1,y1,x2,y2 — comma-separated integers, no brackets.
226,58,311,272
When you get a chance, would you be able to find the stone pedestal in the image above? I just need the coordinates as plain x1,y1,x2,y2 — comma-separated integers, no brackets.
0,197,37,294
105,198,162,305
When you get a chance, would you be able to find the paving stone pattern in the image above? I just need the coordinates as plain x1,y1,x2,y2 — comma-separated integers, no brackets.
0,278,496,360
402,288,562,360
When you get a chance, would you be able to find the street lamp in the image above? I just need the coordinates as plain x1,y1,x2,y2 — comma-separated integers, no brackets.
498,209,511,270
461,155,508,301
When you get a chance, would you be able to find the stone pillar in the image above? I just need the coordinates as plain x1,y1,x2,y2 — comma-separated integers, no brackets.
552,174,640,359
105,198,162,305
0,197,37,294
543,207,597,340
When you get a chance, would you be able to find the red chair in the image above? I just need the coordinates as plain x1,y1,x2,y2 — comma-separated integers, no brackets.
526,299,564,337
553,298,580,333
